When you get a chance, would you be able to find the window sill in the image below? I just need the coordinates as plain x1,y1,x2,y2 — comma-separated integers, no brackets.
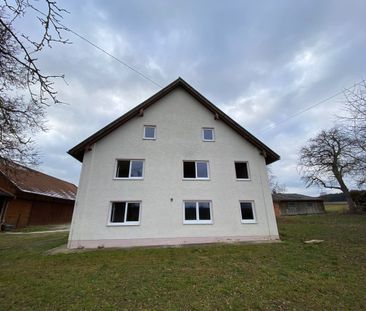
241,220,257,224
183,221,213,225
236,178,251,181
202,140,215,142
182,178,210,181
107,222,140,226
143,137,156,140
113,177,144,180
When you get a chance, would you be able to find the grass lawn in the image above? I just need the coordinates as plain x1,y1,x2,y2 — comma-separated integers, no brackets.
13,224,70,233
324,202,349,213
0,213,365,310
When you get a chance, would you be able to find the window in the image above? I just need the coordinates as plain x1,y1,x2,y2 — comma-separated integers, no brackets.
116,160,144,178
183,161,209,179
109,201,140,225
183,201,212,224
235,162,249,179
202,128,214,141
240,201,256,223
143,126,156,139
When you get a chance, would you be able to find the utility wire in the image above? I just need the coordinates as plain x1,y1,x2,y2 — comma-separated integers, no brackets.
66,28,163,88
34,6,163,88
259,79,365,133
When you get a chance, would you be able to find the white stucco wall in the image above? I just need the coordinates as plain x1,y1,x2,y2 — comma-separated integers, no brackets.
68,88,279,248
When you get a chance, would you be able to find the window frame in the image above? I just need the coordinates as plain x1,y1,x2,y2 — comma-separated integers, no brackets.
114,159,145,180
182,161,210,180
108,201,142,226
202,127,215,142
239,200,257,224
143,125,156,140
234,161,251,180
183,200,213,225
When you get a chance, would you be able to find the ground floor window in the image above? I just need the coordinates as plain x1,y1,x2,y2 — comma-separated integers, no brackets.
240,201,256,223
183,201,212,224
109,201,140,225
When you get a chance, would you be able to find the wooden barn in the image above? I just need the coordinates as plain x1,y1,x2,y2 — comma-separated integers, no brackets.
0,162,77,229
272,193,325,216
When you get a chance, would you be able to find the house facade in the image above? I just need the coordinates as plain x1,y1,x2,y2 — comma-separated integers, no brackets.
68,78,280,249
0,161,77,229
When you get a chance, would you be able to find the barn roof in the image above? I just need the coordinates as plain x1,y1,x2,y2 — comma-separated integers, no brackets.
68,77,280,164
0,161,77,201
272,193,323,202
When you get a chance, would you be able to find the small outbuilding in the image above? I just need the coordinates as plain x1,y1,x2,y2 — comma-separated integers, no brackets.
0,161,77,229
272,193,325,216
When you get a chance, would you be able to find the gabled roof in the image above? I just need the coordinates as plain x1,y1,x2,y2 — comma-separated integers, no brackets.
0,161,77,201
272,193,323,202
68,77,280,164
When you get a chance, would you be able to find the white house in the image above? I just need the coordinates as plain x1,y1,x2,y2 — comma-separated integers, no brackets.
67,78,280,249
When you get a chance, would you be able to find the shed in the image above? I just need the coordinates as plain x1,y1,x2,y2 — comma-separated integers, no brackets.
0,161,77,229
272,193,325,216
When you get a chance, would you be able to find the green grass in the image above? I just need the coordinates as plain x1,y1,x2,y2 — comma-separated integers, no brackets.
12,224,70,233
324,202,349,213
1,213,365,310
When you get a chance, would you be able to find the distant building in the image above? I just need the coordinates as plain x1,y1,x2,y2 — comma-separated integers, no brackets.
0,162,77,229
272,193,325,216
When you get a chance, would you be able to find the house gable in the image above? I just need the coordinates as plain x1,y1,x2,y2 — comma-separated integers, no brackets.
68,78,280,164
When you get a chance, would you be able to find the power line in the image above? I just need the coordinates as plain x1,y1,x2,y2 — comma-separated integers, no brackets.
33,6,163,88
259,80,365,133
27,5,163,88
66,28,163,88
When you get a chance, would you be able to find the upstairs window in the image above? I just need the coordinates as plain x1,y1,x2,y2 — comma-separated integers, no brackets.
240,201,256,223
110,201,140,225
184,201,212,224
202,128,215,141
143,126,156,140
183,161,209,179
116,160,144,179
235,162,249,179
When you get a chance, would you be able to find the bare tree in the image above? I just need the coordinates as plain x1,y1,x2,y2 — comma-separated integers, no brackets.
268,168,287,194
0,0,69,166
298,128,358,212
342,81,366,186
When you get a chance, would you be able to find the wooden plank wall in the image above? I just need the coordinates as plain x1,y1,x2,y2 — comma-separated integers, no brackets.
4,199,74,228
28,201,74,226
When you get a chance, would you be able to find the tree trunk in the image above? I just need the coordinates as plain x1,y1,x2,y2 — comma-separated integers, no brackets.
333,170,357,213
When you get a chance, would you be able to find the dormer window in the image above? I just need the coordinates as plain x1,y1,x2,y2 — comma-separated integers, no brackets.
143,126,156,140
202,128,214,141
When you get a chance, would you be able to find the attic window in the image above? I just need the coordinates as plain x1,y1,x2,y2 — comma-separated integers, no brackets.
202,128,214,141
143,126,156,140
235,162,250,180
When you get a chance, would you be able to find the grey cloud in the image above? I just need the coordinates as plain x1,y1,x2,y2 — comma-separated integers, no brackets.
24,0,366,196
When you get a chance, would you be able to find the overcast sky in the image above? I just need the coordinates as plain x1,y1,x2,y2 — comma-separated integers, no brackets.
26,0,366,195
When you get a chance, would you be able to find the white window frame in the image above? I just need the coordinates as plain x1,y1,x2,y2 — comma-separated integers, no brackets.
202,127,215,142
108,201,141,226
114,159,145,180
183,201,213,224
234,161,251,181
143,125,156,140
239,200,257,224
182,161,210,180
